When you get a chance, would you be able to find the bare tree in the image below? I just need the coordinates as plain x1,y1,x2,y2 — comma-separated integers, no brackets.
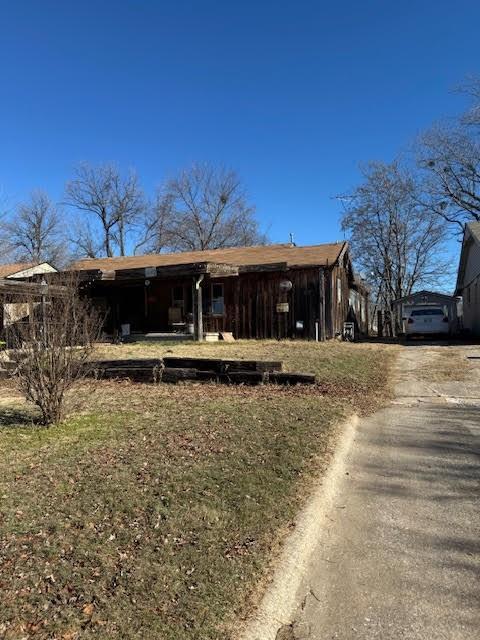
69,218,104,259
417,126,480,232
150,164,265,252
65,163,146,257
7,274,103,425
340,162,449,335
417,79,480,233
458,75,480,127
5,190,66,265
134,190,176,254
0,189,13,261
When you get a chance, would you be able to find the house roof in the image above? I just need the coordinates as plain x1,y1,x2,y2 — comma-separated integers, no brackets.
0,261,36,278
70,242,348,273
455,221,480,294
0,261,57,279
393,290,458,305
467,221,480,244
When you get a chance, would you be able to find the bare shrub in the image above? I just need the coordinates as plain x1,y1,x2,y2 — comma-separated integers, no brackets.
7,274,103,425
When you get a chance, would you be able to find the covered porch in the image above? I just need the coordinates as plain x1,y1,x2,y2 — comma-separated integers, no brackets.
80,261,240,341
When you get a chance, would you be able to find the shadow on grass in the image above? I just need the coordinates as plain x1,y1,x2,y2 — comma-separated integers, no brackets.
0,406,41,429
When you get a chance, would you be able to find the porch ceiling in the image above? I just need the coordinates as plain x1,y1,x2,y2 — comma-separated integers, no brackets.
79,261,241,282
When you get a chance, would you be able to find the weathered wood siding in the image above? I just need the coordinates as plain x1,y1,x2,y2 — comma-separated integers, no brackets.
230,268,324,339
86,260,369,340
327,247,358,337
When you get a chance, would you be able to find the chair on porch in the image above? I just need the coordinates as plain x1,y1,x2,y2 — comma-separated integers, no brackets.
168,307,186,332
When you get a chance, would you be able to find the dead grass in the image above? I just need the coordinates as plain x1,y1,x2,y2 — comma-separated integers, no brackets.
414,347,477,382
0,341,395,639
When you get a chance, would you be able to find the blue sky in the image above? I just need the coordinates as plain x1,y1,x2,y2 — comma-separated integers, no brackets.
0,0,478,249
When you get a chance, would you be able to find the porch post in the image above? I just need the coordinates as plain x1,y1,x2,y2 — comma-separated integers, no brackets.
195,275,204,341
318,267,326,341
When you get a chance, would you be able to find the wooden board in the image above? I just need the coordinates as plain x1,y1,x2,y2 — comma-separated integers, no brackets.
218,371,264,385
162,357,282,373
92,358,163,368
95,367,160,382
88,357,314,386
160,367,198,383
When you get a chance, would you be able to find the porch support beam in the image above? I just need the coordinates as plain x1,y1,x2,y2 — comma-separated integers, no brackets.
318,267,326,341
195,275,204,342
0,278,67,298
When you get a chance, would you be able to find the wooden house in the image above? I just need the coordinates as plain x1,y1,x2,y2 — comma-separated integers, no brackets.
70,242,369,341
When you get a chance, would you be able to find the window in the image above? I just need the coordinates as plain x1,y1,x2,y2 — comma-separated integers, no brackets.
211,283,224,315
172,285,184,310
411,308,444,316
337,277,342,304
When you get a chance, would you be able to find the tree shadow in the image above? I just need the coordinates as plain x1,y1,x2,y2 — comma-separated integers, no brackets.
0,406,41,429
352,403,480,630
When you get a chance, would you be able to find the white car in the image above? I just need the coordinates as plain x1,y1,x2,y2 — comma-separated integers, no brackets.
405,306,450,337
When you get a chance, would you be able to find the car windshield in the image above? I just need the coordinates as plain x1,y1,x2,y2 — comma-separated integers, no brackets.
410,309,445,316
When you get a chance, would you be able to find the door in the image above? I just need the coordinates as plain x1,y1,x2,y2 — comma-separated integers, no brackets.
118,286,146,333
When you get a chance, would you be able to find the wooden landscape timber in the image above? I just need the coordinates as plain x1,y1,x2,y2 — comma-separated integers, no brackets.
162,356,283,372
89,356,315,385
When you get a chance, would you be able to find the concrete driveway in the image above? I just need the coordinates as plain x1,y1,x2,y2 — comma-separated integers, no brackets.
283,345,480,639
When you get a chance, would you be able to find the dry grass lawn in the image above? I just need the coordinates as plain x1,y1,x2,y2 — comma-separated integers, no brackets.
0,340,396,640
414,346,479,382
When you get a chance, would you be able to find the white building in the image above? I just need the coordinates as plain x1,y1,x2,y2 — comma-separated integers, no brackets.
455,221,480,335
0,261,58,331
